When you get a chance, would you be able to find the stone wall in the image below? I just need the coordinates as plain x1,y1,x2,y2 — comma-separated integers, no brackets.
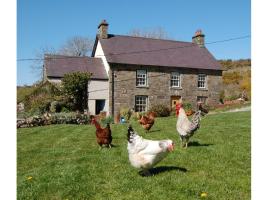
109,64,222,116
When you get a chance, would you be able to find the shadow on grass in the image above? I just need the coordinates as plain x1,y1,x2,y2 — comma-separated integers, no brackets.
188,141,214,147
147,129,161,133
139,166,187,177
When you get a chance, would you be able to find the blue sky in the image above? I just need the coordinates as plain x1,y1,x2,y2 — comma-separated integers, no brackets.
17,0,251,86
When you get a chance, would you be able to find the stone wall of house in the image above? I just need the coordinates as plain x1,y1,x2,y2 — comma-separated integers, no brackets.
109,64,222,116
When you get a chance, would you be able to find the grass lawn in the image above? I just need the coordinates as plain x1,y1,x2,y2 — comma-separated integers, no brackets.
17,111,251,200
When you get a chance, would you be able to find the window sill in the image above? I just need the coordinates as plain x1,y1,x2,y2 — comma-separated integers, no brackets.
170,87,182,90
197,88,208,91
136,86,149,88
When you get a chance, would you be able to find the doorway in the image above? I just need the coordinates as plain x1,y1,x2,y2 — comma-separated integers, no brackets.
95,100,105,115
171,96,181,110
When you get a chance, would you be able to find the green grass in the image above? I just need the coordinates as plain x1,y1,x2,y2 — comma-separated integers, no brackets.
17,111,251,200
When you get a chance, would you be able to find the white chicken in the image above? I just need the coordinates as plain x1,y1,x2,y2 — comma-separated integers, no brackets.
176,98,208,148
127,125,174,176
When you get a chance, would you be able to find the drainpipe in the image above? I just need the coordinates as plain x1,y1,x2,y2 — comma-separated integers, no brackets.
111,68,115,118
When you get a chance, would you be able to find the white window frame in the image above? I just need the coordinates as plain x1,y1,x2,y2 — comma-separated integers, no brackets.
136,69,147,87
135,96,148,112
171,72,181,88
197,96,208,104
198,74,207,89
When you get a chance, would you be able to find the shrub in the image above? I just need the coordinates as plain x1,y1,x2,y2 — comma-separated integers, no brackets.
148,104,170,117
183,102,193,111
62,72,91,112
120,107,132,121
100,116,114,126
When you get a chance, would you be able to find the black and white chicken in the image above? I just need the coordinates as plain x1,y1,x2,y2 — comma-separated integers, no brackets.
127,125,174,176
176,99,208,148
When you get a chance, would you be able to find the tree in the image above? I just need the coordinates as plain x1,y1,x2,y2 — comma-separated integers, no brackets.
62,72,91,112
58,36,94,56
127,27,172,39
31,36,94,81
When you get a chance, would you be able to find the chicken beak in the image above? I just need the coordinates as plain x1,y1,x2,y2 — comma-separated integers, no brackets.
168,143,174,152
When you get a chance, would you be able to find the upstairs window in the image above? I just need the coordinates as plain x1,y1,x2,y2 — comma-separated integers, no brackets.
136,70,147,87
135,96,148,112
171,72,181,88
198,74,206,89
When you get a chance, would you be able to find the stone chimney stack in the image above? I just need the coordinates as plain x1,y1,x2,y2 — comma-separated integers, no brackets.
192,29,205,47
98,19,109,39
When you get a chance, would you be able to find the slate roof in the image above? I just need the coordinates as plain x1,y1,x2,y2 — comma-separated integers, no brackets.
44,55,108,80
94,34,222,70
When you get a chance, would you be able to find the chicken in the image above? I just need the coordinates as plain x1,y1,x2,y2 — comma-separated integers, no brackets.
176,99,208,148
127,125,174,176
138,112,156,132
90,115,112,149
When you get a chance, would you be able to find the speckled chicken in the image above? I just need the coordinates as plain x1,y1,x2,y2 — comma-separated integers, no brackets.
176,99,208,148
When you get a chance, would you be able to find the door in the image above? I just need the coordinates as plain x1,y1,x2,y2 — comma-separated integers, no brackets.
95,100,105,115
171,96,181,110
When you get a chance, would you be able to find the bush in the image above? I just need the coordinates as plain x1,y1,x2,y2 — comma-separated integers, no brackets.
100,116,114,126
183,102,193,111
148,104,170,117
120,107,132,121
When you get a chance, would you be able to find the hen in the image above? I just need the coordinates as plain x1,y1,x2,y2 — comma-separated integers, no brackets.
127,125,174,176
138,112,156,132
176,99,208,148
90,115,112,149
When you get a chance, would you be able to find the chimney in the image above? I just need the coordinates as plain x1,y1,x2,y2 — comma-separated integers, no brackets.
98,19,109,39
192,29,205,47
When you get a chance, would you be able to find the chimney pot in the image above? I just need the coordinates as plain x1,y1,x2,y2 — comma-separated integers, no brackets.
192,29,205,48
98,20,109,39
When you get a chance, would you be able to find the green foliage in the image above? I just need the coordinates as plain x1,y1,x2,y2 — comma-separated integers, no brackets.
183,102,193,111
62,72,91,111
100,116,114,126
24,81,63,114
148,104,170,117
17,111,251,199
120,107,132,121
17,85,36,103
219,59,251,101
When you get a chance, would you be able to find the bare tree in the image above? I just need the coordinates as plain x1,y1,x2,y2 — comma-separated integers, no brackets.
58,36,94,56
128,27,172,39
31,46,57,81
31,36,94,81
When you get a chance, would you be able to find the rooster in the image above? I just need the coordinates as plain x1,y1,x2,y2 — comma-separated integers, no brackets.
90,115,112,149
176,99,208,148
138,112,156,132
127,125,174,176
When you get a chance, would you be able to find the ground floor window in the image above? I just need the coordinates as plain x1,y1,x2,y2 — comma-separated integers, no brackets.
197,96,208,104
135,96,148,112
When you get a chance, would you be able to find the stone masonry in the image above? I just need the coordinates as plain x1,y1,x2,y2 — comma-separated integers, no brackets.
109,64,222,116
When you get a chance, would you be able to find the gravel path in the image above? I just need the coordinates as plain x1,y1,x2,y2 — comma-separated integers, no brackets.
209,106,251,115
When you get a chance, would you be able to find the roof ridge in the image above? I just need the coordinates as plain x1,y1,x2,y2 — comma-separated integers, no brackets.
108,34,193,44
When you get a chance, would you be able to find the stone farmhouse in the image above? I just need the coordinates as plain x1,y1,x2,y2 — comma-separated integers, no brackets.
44,20,222,116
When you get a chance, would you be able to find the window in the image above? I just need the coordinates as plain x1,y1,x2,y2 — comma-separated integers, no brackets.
197,96,207,104
198,74,206,88
171,72,181,88
136,70,147,87
135,96,148,112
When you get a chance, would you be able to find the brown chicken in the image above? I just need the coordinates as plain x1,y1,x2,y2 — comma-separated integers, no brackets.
138,112,156,132
90,115,112,149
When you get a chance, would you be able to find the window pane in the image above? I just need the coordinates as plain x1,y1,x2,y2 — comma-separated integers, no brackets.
136,70,147,86
171,72,180,87
198,74,206,88
135,96,147,112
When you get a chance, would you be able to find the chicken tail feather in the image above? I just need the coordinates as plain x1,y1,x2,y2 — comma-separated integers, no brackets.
127,125,135,143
